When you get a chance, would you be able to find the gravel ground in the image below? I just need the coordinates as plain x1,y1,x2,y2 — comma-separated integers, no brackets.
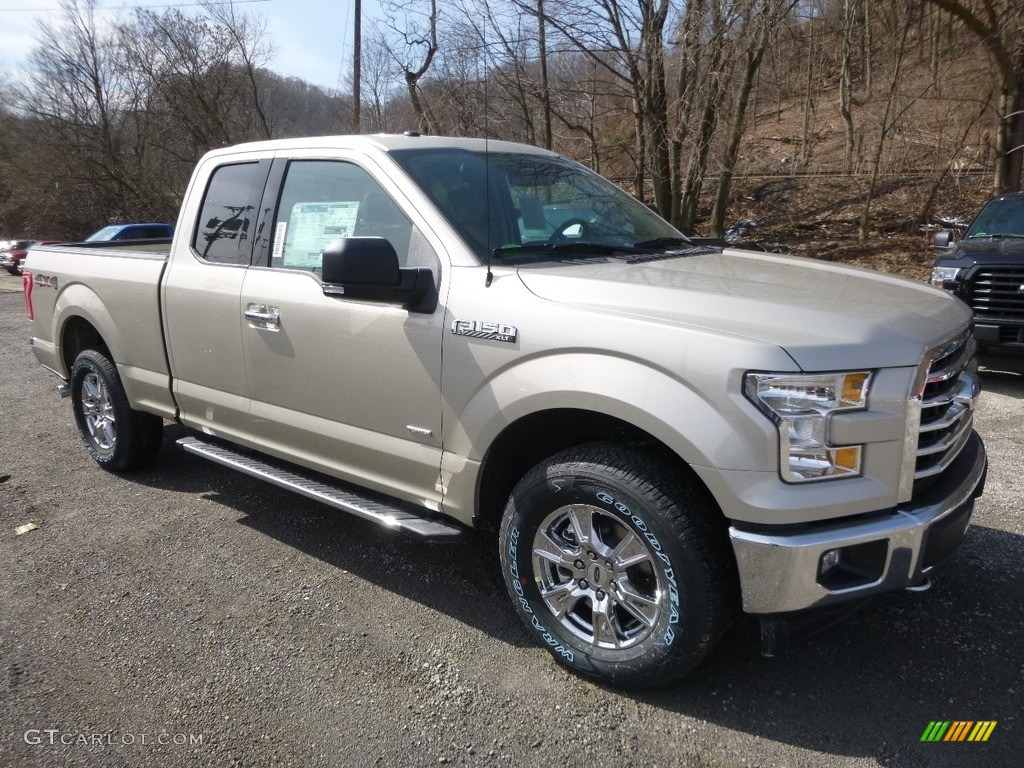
1,273,1021,768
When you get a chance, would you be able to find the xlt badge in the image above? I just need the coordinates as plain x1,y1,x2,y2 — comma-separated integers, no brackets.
451,319,518,344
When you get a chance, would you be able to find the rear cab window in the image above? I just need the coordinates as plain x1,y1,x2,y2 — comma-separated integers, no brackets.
193,162,263,264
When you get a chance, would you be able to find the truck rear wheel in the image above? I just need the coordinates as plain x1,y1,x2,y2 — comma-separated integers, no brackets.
70,349,163,472
498,443,735,689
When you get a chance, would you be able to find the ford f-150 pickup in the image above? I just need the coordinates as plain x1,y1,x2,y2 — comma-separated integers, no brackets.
24,134,987,688
931,191,1024,361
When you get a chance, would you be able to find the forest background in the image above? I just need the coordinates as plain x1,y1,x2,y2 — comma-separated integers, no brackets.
1,0,1022,278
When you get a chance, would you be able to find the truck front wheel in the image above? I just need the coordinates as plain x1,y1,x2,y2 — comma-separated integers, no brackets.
498,444,735,689
70,349,163,472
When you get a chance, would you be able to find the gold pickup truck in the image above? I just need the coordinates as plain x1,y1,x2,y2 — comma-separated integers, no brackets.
23,135,987,688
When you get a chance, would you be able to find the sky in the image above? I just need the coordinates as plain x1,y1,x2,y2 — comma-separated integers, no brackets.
0,0,377,92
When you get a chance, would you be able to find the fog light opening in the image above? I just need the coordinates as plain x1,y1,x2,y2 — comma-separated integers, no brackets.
817,540,889,591
821,549,842,574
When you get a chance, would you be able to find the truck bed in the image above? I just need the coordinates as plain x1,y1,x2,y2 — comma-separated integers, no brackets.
25,239,175,419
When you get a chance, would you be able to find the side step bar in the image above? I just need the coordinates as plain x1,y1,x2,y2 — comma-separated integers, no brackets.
177,436,463,540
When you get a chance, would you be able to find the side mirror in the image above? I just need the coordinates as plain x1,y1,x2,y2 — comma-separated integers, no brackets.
321,237,432,310
932,230,953,249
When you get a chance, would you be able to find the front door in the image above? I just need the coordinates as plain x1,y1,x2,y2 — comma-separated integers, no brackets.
240,158,446,509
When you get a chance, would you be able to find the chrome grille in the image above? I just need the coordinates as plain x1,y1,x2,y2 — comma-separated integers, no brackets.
968,267,1024,321
915,330,979,485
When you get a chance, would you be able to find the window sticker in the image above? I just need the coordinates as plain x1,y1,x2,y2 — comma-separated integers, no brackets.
283,201,360,269
272,221,287,262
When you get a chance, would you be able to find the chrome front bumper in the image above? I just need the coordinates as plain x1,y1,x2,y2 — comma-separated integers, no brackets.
729,431,987,614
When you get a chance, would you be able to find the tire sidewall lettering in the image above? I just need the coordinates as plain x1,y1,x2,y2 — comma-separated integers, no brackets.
589,485,681,646
507,527,534,615
509,526,575,661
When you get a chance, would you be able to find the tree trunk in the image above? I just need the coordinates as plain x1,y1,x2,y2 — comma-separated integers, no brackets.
859,8,912,242
680,93,720,233
633,98,646,199
710,1,782,237
1005,61,1024,192
801,20,815,165
839,0,857,172
643,34,671,215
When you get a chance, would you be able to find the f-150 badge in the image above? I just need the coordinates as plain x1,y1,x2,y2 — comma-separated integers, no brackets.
451,319,518,343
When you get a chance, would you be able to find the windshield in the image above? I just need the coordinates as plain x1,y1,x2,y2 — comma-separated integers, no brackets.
964,196,1024,239
85,226,122,242
389,148,687,263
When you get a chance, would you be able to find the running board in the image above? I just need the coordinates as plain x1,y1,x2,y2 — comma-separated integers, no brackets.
177,436,463,540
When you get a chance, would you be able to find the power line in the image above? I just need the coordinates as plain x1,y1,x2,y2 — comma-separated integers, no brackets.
0,1,270,12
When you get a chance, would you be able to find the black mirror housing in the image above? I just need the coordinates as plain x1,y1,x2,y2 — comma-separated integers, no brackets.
321,237,433,311
322,237,400,285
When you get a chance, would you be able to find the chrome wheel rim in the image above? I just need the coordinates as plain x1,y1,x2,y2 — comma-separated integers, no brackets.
81,372,116,452
532,503,663,650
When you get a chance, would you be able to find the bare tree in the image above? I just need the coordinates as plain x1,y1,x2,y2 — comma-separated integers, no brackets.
675,0,735,233
709,0,797,237
859,1,914,242
357,37,403,133
200,0,276,140
18,0,147,227
543,0,675,210
379,0,440,133
925,0,1024,192
838,0,859,172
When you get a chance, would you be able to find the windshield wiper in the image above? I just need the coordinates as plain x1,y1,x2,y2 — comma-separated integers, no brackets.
966,233,1024,240
632,236,692,248
494,242,649,258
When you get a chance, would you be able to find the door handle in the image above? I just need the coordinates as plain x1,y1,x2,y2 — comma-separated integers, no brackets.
244,306,280,328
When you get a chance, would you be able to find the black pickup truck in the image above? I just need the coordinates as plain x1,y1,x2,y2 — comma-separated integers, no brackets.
931,192,1024,361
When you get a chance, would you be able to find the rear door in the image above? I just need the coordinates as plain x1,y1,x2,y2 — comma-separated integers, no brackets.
239,153,447,508
162,155,270,446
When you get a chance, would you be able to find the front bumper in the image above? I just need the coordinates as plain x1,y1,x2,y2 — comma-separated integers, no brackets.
975,323,1024,358
729,430,987,614
0,256,16,270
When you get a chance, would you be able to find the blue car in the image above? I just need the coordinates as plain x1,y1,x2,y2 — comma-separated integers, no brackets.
85,223,174,242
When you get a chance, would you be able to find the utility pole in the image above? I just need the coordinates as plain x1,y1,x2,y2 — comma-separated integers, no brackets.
353,0,361,133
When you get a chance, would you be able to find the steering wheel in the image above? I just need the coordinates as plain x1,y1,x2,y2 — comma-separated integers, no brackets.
548,218,590,242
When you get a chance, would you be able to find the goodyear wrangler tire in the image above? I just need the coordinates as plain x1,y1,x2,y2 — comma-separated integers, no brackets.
498,443,735,689
71,349,163,472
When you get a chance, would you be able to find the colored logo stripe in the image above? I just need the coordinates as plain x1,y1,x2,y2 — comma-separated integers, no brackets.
921,721,996,742
968,721,997,742
945,721,973,741
921,721,950,741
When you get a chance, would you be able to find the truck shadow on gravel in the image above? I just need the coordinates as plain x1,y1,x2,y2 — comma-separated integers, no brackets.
634,522,1023,767
980,366,1024,395
134,427,1021,768
133,425,534,649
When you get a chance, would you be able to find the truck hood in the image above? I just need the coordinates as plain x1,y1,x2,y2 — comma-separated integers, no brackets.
516,248,972,370
945,237,1024,264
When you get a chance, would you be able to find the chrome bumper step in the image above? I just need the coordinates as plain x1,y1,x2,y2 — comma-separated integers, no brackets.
177,436,463,540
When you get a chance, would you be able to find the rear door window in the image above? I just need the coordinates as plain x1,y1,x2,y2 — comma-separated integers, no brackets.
193,162,261,264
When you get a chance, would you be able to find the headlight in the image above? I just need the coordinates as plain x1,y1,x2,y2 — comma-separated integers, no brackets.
930,266,961,289
744,371,872,482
